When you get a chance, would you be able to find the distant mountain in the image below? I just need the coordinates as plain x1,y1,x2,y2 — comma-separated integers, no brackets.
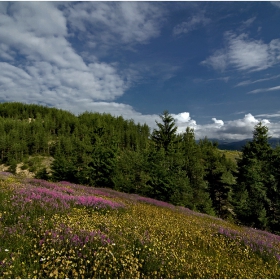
209,138,280,151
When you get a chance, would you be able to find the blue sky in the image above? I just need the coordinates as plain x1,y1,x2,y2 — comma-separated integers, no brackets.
1,1,280,140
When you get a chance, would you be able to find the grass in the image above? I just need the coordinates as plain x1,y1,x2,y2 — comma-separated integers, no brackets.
220,149,242,164
0,171,280,278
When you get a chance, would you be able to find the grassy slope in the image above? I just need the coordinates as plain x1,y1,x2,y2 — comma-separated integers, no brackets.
0,155,54,178
219,149,242,164
0,172,280,278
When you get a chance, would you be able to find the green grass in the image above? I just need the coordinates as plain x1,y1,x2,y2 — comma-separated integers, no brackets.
220,149,242,164
0,172,280,278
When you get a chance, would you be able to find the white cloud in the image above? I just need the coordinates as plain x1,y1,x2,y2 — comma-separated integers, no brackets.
56,100,162,131
201,49,228,71
0,2,168,110
241,16,256,30
212,118,224,127
256,112,280,118
173,12,210,36
1,2,280,142
271,2,280,8
6,2,67,37
158,112,277,141
0,2,128,105
172,112,197,133
65,2,164,46
227,33,271,71
192,113,272,140
202,32,280,72
150,112,279,141
247,85,280,94
0,2,166,133
236,74,280,87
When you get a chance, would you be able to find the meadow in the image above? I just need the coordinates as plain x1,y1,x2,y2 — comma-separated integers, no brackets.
1,171,280,278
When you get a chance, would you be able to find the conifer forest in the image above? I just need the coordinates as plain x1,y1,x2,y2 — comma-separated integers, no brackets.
1,102,280,234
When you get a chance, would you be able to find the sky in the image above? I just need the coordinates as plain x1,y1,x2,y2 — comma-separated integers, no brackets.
1,1,280,140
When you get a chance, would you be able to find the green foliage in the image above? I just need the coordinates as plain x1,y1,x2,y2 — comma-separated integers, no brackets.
113,149,152,195
151,110,178,153
234,122,276,231
181,129,214,215
7,159,17,174
9,102,280,232
0,103,238,218
35,167,50,180
4,102,280,237
51,156,77,182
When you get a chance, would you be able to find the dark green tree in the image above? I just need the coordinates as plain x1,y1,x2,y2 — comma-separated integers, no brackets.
151,110,178,153
149,113,192,206
233,122,273,229
113,148,152,195
181,128,215,215
51,156,77,182
266,145,280,233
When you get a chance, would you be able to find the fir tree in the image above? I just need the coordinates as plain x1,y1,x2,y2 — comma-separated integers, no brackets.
234,122,273,229
151,110,178,153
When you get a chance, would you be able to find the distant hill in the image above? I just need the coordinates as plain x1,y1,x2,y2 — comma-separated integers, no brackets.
212,138,280,151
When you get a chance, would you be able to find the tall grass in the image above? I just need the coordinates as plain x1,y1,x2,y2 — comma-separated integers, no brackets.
0,171,280,278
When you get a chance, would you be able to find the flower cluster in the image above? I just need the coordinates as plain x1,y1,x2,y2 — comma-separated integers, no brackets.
1,173,280,278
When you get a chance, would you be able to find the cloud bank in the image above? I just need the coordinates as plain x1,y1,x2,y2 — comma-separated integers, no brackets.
171,112,280,140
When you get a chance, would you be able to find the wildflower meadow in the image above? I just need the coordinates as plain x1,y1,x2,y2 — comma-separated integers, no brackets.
1,171,280,278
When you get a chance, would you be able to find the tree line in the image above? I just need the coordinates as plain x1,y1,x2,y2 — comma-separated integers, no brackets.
1,102,280,234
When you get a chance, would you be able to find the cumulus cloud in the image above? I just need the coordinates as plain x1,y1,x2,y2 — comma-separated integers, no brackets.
173,12,210,36
192,113,274,140
202,32,280,72
154,112,277,140
141,111,278,141
212,118,224,127
172,112,197,133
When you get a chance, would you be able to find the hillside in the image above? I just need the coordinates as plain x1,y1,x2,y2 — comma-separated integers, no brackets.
1,102,280,236
216,138,280,151
0,102,238,221
1,171,280,278
219,150,241,164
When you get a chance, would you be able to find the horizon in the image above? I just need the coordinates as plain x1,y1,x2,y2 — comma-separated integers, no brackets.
1,2,280,140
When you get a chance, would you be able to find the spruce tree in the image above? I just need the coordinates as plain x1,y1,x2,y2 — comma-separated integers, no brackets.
151,110,178,153
182,128,214,215
234,122,273,229
149,112,192,206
